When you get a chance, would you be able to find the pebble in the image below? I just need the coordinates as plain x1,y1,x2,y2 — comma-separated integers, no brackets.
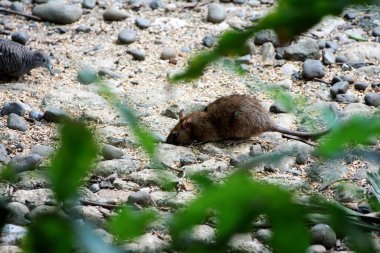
149,0,163,10
248,0,260,6
101,144,124,160
9,1,22,11
128,169,179,189
160,104,180,119
255,229,272,244
82,0,96,9
330,81,349,98
310,224,337,249
135,17,151,29
343,11,357,20
207,3,226,24
325,41,339,51
322,48,335,64
103,6,128,21
32,2,82,24
93,158,139,177
0,144,10,164
160,48,176,60
354,82,369,91
89,183,100,192
1,101,25,116
8,154,42,173
11,31,29,45
254,29,279,46
30,145,54,158
127,190,151,207
302,59,325,79
249,144,263,157
29,110,44,121
202,34,216,47
372,26,380,37
127,49,145,61
75,25,91,33
364,93,380,107
284,39,320,61
118,29,136,44
42,108,69,123
181,225,216,246
7,113,28,131
262,42,275,66
335,93,358,104
6,202,30,226
165,3,176,12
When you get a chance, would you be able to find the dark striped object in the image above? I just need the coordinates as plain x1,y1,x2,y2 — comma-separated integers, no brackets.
0,39,52,79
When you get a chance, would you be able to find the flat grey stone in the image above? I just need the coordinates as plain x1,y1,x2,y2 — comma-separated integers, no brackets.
284,39,320,61
32,2,82,24
7,113,27,131
93,158,139,177
128,169,179,189
1,101,26,116
207,3,226,23
118,29,136,44
8,154,42,173
103,6,128,21
101,144,124,160
302,59,325,79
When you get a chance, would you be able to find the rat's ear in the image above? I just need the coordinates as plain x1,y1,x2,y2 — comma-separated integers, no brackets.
182,117,192,129
179,109,185,119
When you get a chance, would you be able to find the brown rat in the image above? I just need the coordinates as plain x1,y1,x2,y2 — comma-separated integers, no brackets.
166,94,329,145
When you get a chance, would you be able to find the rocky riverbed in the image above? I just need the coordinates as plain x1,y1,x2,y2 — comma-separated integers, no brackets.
0,0,380,252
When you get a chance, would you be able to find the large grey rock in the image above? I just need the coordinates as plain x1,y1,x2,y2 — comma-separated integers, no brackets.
254,29,279,46
8,154,42,173
103,6,128,21
0,224,27,245
364,93,380,107
302,59,325,79
261,42,275,66
207,3,226,23
32,2,82,24
180,225,215,246
11,189,54,207
6,202,29,226
166,191,196,208
342,103,372,117
333,183,364,203
1,101,26,116
128,169,179,189
336,42,380,63
284,39,320,61
310,224,337,249
30,145,54,158
182,159,229,178
228,234,271,253
330,81,349,98
14,170,50,190
157,143,196,168
123,233,170,253
93,158,139,177
101,144,124,160
7,113,28,132
71,205,107,227
306,160,348,184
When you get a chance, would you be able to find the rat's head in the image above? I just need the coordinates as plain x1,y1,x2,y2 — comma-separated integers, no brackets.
32,51,53,74
166,110,194,145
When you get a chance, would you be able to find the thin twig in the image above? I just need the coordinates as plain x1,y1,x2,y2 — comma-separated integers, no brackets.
281,134,317,147
79,199,119,210
0,7,41,21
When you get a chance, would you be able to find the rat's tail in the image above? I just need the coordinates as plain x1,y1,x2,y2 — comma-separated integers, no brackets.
271,125,330,139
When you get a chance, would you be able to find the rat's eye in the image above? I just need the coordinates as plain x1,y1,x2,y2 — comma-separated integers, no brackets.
172,132,179,139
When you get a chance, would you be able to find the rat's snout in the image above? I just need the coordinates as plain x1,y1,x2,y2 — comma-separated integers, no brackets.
166,131,178,145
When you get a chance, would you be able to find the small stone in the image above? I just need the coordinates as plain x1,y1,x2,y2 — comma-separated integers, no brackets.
7,113,27,131
202,34,215,47
89,183,100,192
325,41,339,51
262,42,275,66
30,145,54,158
330,81,349,98
29,110,43,121
101,144,124,160
75,25,91,33
233,0,246,3
6,202,29,226
248,0,260,6
43,108,68,123
127,49,145,61
135,17,151,29
354,82,369,91
256,229,272,244
284,39,320,61
302,59,325,79
10,2,23,12
207,3,226,24
11,31,29,45
149,0,163,10
230,154,250,167
254,29,279,46
343,11,357,20
103,6,128,21
372,26,380,37
160,104,180,119
310,224,337,249
236,55,251,64
0,144,10,164
165,3,176,12
82,0,96,9
78,67,98,84
118,29,136,44
181,225,216,246
32,2,82,24
322,49,335,65
335,93,358,104
1,101,26,116
8,154,42,173
160,48,176,60
127,190,151,207
307,245,327,253
249,144,263,157
317,39,326,49
364,93,380,107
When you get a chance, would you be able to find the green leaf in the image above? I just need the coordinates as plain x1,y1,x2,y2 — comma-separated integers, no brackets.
108,206,157,242
49,120,98,202
317,116,380,157
22,214,75,253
